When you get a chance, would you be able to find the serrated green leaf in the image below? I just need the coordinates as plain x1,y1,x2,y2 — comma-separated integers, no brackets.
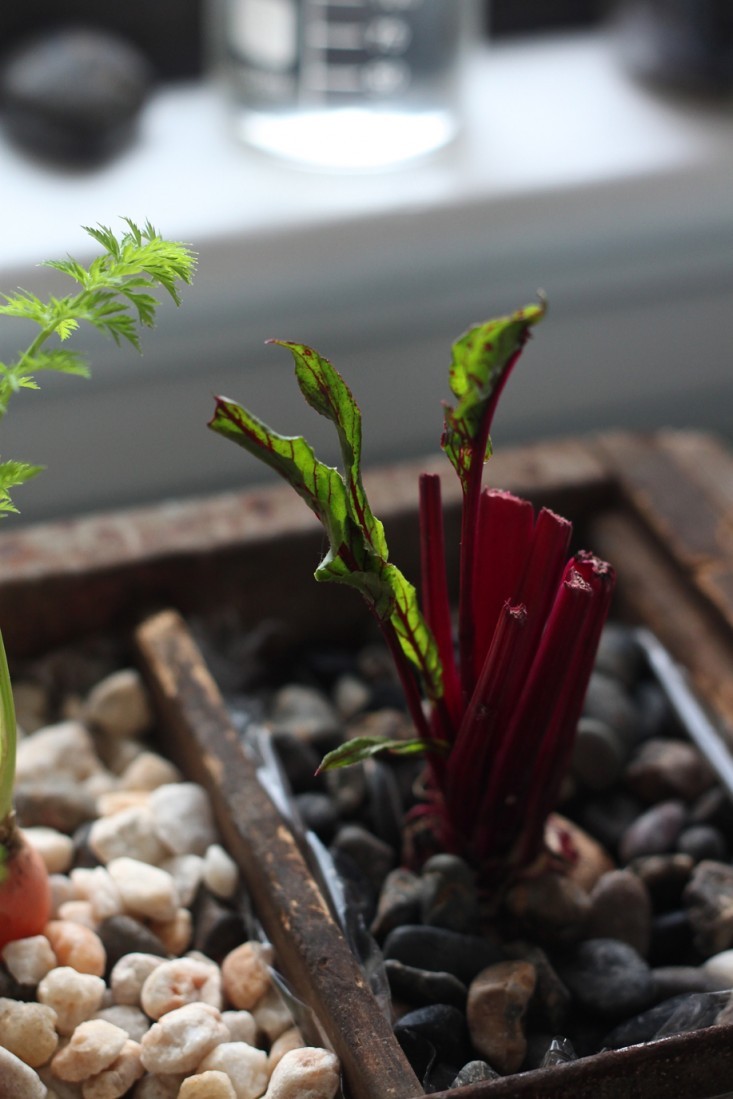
123,290,158,327
0,375,39,408
54,317,80,341
0,289,45,322
43,258,88,284
442,301,545,489
0,218,195,514
17,349,89,378
317,734,442,772
81,223,121,259
0,460,44,515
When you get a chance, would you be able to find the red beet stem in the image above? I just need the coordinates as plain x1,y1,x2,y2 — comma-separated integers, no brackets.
471,490,534,684
514,553,616,865
419,473,461,737
514,507,573,651
473,565,596,866
445,601,530,840
456,342,528,703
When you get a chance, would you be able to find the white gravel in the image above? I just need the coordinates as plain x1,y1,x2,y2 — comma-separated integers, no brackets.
4,670,342,1099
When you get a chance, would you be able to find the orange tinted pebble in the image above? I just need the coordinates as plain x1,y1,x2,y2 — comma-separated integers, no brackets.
44,919,106,977
220,942,272,1011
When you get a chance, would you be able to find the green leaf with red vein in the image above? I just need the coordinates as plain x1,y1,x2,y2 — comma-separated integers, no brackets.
274,340,388,559
209,349,443,704
442,300,545,490
209,397,351,556
208,307,618,886
318,734,448,772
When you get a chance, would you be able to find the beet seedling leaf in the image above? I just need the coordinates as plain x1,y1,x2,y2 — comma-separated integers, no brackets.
275,340,388,561
442,301,545,491
317,734,447,772
209,301,616,885
209,344,444,716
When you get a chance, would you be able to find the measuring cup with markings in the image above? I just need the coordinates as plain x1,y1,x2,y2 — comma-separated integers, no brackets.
220,0,474,169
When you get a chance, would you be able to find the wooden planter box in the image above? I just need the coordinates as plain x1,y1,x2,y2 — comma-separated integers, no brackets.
3,429,733,1099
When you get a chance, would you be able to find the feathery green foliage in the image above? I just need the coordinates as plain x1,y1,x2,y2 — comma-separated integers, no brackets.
0,218,195,827
0,218,196,515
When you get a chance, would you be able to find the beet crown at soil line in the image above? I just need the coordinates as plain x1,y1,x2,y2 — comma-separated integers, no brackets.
209,301,615,882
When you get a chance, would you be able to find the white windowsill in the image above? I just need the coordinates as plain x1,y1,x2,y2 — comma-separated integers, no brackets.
0,30,732,522
2,31,731,268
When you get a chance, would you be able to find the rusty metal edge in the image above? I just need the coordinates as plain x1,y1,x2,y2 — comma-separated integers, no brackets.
431,1024,733,1099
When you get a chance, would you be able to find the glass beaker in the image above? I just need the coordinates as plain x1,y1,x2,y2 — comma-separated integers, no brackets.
217,0,475,170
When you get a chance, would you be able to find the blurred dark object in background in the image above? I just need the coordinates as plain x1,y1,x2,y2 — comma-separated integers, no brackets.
11,0,729,100
0,0,612,82
2,27,152,165
487,0,603,36
610,0,733,94
0,0,604,84
0,0,204,81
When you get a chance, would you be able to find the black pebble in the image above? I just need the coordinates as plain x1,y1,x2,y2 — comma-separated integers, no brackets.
394,1003,471,1072
594,624,645,688
651,965,714,1001
582,671,639,746
367,680,409,712
383,925,504,985
634,680,677,741
330,824,395,897
97,915,168,976
690,786,733,835
294,792,340,843
363,759,404,851
648,909,696,967
0,964,32,1002
554,938,654,1019
677,824,727,863
192,890,248,964
271,732,322,794
577,789,644,854
393,1028,436,1086
603,991,721,1048
71,821,102,870
385,959,468,1011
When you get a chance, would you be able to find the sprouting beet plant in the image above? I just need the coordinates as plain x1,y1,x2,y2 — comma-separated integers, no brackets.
0,220,195,947
209,302,615,885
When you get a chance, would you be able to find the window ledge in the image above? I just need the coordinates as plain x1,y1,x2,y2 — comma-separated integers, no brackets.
1,31,731,270
1,30,732,523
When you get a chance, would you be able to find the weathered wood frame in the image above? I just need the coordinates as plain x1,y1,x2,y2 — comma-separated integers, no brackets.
3,430,733,1099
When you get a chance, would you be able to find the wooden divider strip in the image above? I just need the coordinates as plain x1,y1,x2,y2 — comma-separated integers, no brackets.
134,608,422,1099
